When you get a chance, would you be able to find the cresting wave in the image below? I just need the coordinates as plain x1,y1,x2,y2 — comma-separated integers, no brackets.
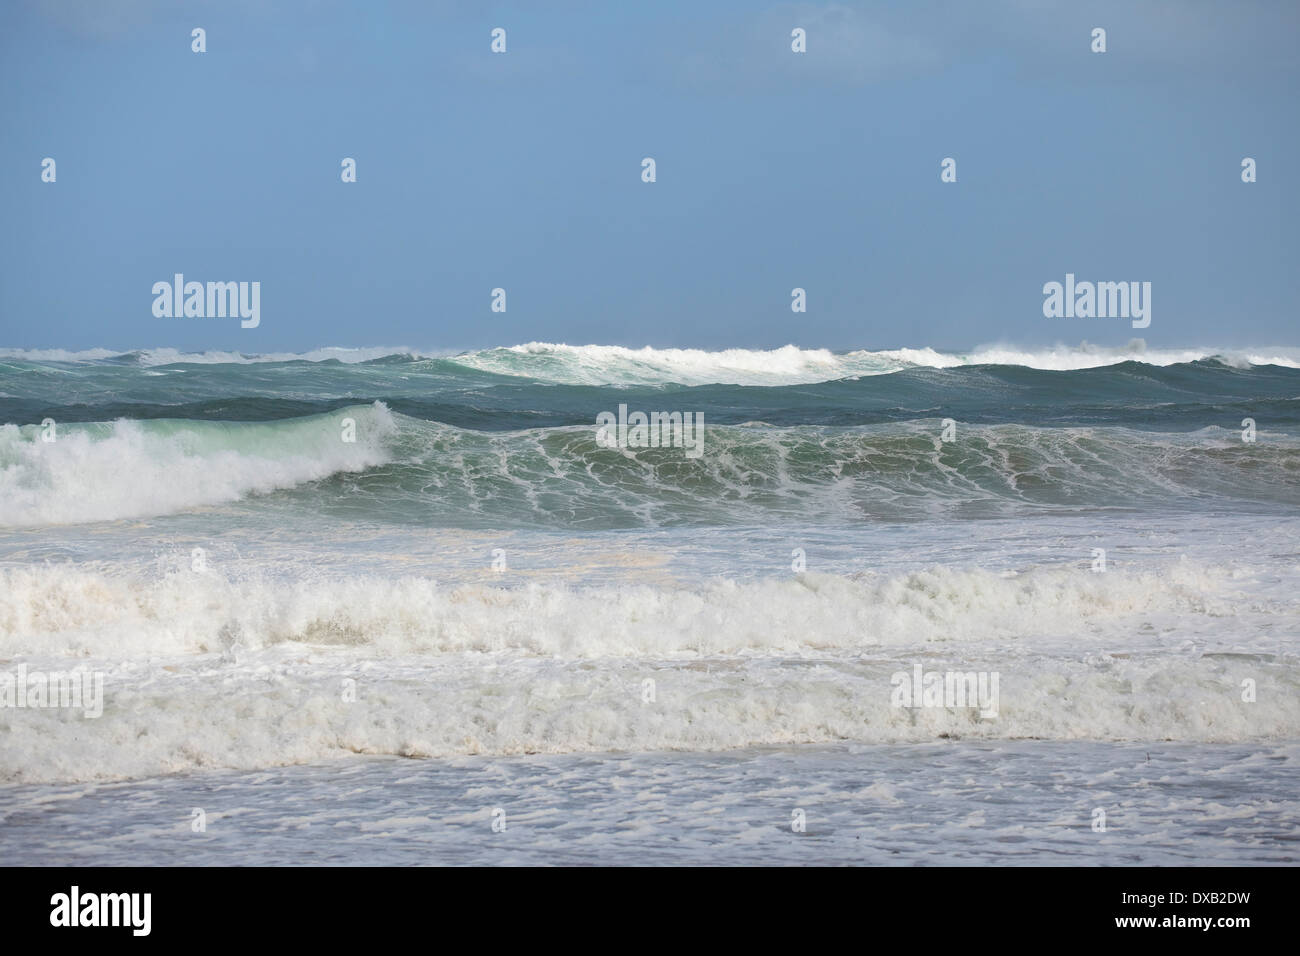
0,403,395,527
4,340,1300,385
3,408,1297,528
446,341,1300,384
357,418,1299,526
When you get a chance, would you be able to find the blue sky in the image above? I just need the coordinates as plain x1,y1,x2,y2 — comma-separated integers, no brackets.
2,0,1296,352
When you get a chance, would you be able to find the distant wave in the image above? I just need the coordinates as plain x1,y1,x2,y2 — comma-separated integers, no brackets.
0,346,418,367
450,341,1300,385
4,341,1300,385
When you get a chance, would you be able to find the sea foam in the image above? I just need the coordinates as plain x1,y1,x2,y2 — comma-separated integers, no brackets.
0,402,395,527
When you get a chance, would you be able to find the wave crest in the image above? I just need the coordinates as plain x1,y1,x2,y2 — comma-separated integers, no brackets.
0,402,395,527
6,341,1300,385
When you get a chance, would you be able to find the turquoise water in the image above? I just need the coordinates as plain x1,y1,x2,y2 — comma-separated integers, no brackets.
3,345,1299,530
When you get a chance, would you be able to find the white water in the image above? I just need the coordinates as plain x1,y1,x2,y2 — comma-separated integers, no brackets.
444,341,1300,384
0,403,395,528
2,513,1297,786
5,340,1300,383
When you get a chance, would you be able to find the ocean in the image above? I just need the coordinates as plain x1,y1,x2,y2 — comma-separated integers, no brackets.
1,342,1298,865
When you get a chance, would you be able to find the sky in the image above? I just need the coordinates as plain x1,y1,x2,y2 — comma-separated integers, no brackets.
2,0,1297,353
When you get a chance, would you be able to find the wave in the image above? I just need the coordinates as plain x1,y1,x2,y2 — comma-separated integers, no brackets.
2,560,1296,782
0,346,422,367
323,416,1300,527
9,647,1295,784
5,357,1300,439
5,340,1300,385
450,341,1300,385
2,409,1297,528
0,558,1252,659
0,403,395,528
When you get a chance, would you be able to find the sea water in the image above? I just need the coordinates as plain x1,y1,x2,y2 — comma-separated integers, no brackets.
1,343,1297,863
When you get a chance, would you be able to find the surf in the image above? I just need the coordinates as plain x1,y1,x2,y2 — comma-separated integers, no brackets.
0,402,396,528
6,340,1300,385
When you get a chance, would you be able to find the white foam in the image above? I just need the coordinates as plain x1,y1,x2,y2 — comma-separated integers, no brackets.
1,551,1295,783
0,558,1257,661
0,402,395,528
457,342,854,385
447,341,1300,383
2,643,1295,785
4,341,1297,383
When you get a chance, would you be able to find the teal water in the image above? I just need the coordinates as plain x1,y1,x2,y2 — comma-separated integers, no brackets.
2,345,1299,530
